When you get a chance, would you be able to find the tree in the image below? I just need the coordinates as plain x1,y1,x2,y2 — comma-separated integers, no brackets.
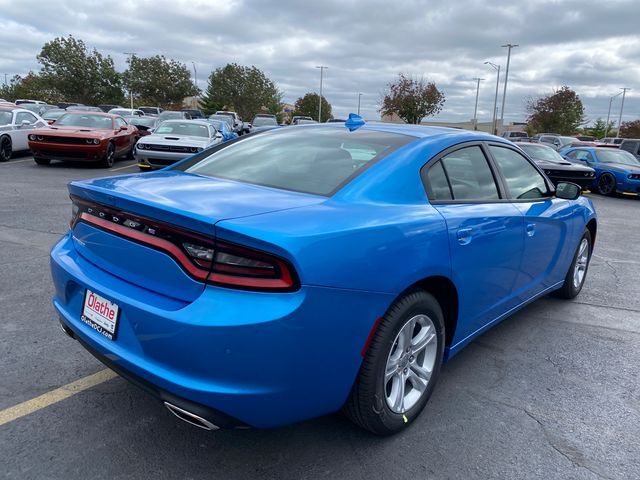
201,64,283,119
122,55,198,108
526,86,585,135
379,74,445,124
585,118,615,139
37,35,124,105
292,93,332,122
620,120,640,138
0,73,59,103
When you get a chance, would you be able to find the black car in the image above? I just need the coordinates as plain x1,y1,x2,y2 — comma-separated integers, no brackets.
181,109,205,119
517,143,595,189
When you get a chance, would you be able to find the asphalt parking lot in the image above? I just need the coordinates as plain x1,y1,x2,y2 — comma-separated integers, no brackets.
1,155,639,480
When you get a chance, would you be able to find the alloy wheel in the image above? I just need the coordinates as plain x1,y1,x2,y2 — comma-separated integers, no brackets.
598,174,615,195
0,137,11,161
573,238,589,289
384,314,438,414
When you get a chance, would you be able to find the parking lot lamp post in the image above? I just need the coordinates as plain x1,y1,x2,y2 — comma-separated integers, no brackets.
472,78,484,131
604,91,622,138
500,43,518,133
357,92,363,115
124,52,137,109
316,66,328,122
192,62,198,99
616,88,630,138
485,62,500,135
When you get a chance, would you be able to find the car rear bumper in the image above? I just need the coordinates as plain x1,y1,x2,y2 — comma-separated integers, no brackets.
50,232,392,428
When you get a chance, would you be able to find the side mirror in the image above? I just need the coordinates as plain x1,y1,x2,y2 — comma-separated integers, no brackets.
215,133,223,139
555,182,581,200
20,120,31,127
119,125,128,131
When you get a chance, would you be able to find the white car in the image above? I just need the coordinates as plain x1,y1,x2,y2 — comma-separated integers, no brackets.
135,120,223,170
109,108,145,117
0,106,48,161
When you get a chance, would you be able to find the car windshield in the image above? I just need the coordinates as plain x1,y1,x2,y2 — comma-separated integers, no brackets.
519,144,566,164
159,112,183,120
126,116,156,127
155,122,209,137
596,149,640,166
253,117,278,127
0,111,12,125
559,136,576,146
43,110,66,120
55,113,113,129
183,127,412,195
209,115,233,127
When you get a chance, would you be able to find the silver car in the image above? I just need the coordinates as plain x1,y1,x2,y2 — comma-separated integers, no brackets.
135,120,222,170
0,107,48,161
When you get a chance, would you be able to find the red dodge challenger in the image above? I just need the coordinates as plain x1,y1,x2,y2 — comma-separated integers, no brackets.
28,112,140,167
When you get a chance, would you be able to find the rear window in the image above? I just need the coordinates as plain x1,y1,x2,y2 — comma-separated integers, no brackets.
183,127,412,195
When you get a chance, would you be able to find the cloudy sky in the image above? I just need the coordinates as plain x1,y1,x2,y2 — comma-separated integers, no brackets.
1,0,639,126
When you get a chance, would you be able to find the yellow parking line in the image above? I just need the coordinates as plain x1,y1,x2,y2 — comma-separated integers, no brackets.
109,163,138,172
0,369,118,427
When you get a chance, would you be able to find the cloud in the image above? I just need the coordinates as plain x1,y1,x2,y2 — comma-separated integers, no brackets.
0,0,638,125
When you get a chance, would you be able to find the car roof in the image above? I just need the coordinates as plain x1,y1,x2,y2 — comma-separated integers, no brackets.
332,121,494,140
63,111,117,118
160,119,211,125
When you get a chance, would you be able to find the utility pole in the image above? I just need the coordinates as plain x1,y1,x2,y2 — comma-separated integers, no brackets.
357,92,363,115
616,88,630,138
123,52,137,109
472,78,484,131
315,66,328,122
191,62,198,105
605,91,622,138
485,62,500,135
3,73,7,86
500,43,518,133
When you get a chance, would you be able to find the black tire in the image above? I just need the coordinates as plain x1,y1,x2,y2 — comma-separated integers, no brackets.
343,290,445,435
0,135,12,162
596,173,616,196
553,230,592,299
101,142,115,168
126,142,135,160
34,157,51,165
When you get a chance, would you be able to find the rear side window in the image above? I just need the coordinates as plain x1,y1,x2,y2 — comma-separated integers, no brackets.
425,161,452,200
184,128,412,196
489,146,549,200
438,146,499,200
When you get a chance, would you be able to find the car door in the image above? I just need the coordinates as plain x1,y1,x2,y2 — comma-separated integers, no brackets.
12,111,39,151
487,144,579,301
422,144,525,340
113,117,134,154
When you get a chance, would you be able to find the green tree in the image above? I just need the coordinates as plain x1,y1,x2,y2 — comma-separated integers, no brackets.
379,73,445,124
620,120,640,138
586,118,615,139
526,86,585,135
37,35,124,105
122,55,198,108
0,73,59,103
292,92,332,122
201,63,282,119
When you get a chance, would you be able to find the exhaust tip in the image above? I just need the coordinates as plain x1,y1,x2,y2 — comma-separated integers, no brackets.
59,321,75,339
164,402,219,431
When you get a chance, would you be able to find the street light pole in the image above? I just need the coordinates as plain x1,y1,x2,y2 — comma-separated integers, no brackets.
499,43,518,133
357,92,363,115
605,91,622,138
191,62,198,93
123,52,137,109
616,88,630,138
315,66,328,122
472,78,484,131
485,62,500,135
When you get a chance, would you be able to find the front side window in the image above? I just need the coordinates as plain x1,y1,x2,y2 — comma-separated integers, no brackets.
114,117,127,128
439,146,499,200
489,146,549,200
183,128,412,196
15,112,37,124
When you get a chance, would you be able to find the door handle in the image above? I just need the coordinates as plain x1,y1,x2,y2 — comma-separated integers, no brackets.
457,227,473,245
526,223,536,237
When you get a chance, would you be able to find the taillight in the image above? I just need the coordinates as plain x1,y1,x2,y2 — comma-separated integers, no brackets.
70,196,298,292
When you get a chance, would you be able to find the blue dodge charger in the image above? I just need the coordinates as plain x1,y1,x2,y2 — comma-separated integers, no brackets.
51,117,597,434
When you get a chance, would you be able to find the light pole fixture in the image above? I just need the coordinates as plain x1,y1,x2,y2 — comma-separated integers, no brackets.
357,92,363,116
315,66,328,122
485,61,500,135
123,52,137,109
499,43,518,132
605,91,622,138
616,88,630,138
472,78,484,131
191,62,198,98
